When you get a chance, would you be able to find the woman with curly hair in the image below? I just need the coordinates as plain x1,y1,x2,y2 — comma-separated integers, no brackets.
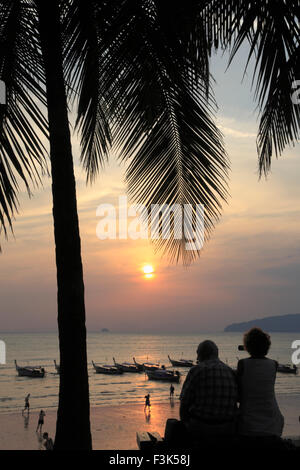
237,327,284,439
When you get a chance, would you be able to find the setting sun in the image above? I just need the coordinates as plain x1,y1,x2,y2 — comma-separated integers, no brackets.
143,265,154,274
142,264,155,279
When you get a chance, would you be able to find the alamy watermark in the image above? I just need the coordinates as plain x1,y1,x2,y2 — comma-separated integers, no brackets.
0,340,6,364
96,196,205,251
0,80,5,105
291,340,300,366
291,80,300,105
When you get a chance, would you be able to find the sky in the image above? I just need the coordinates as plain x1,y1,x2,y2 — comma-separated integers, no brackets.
0,46,299,334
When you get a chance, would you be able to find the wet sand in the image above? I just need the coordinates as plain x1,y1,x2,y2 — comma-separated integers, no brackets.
0,395,299,450
0,400,179,450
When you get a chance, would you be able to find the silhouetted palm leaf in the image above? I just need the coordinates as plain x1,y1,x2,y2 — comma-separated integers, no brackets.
0,0,48,242
63,0,112,181
203,0,300,175
91,0,229,263
2,1,298,263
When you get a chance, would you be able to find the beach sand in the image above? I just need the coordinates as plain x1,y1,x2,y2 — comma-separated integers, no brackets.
0,395,299,450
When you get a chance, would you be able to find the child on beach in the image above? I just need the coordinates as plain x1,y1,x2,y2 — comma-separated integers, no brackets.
170,384,174,398
144,394,151,412
36,410,46,433
42,432,54,450
22,393,30,414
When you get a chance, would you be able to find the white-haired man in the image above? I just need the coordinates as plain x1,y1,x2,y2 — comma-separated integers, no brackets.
180,340,238,438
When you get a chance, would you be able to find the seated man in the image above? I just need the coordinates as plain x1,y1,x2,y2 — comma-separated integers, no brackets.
180,340,238,440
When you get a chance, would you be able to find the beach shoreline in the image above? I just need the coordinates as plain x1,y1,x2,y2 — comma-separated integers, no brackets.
0,395,299,450
0,400,179,450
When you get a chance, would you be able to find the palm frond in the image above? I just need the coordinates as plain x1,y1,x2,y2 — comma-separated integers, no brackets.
257,47,300,174
153,0,211,91
0,0,48,244
63,0,112,182
203,0,300,175
100,0,229,264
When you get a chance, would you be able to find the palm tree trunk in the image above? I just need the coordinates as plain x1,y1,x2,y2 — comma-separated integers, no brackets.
36,0,92,450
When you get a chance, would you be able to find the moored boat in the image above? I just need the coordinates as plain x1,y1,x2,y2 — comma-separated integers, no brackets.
15,360,45,378
277,363,298,374
92,360,123,375
143,362,161,371
146,368,180,383
113,358,140,373
168,355,194,367
133,357,160,371
132,358,145,371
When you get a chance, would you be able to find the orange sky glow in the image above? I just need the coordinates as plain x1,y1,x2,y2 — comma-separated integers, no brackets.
0,49,300,333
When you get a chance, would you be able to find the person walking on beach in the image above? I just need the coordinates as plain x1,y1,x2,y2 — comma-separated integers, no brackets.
22,393,30,414
144,394,151,412
36,410,46,433
170,384,175,398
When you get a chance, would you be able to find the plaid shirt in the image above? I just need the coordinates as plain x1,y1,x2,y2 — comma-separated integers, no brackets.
180,359,238,422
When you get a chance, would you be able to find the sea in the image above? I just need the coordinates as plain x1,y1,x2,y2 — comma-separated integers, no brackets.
0,332,299,413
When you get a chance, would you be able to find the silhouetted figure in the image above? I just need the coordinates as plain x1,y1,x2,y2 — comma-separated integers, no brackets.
237,328,284,440
42,432,54,450
36,410,45,433
144,394,151,412
22,393,30,414
170,384,175,398
179,340,237,439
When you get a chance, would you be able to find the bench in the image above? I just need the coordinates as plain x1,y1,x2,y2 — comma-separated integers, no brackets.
136,430,300,451
136,431,164,450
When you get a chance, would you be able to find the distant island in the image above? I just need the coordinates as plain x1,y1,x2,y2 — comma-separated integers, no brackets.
101,328,110,333
224,314,300,332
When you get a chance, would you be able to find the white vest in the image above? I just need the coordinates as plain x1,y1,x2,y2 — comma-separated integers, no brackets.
238,357,284,436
